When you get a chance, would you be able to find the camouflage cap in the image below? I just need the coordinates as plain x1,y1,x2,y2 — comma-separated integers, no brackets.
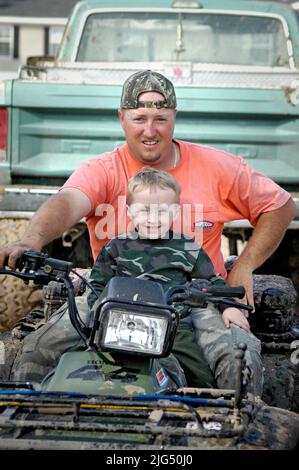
121,70,177,109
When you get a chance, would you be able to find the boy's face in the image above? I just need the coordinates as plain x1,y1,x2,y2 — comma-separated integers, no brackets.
127,187,179,239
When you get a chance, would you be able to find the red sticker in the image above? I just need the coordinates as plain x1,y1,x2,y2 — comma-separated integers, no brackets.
156,368,168,387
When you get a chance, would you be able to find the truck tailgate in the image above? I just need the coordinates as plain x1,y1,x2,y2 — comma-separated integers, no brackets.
9,78,299,183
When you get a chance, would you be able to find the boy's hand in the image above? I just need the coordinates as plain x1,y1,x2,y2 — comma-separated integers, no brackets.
222,307,251,332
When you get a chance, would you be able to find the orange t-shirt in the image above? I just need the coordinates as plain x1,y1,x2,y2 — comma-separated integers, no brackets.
62,140,290,277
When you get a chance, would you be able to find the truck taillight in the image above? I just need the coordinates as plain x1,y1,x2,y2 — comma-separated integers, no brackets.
0,108,8,161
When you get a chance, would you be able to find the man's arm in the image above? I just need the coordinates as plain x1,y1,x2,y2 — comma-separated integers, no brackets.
0,188,91,269
226,197,296,309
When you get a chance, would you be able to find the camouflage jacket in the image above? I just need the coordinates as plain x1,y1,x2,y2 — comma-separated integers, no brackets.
87,231,225,317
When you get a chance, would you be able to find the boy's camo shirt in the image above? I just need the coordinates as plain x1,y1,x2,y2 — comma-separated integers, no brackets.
88,231,225,318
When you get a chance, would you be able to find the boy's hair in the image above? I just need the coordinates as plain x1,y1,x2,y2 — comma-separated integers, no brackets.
127,167,181,205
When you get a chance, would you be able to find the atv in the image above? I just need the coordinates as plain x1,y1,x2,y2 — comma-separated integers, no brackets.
0,251,298,450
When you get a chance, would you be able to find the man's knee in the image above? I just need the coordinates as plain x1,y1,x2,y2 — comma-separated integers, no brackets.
11,348,53,382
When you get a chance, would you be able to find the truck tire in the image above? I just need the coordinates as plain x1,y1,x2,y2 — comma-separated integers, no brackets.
0,218,43,332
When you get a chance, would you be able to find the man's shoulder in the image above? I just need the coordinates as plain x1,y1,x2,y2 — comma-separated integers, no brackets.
178,140,243,165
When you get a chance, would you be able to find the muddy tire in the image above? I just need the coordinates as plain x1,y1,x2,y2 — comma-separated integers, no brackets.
0,218,43,332
250,275,298,410
292,365,299,413
251,274,297,334
262,354,297,411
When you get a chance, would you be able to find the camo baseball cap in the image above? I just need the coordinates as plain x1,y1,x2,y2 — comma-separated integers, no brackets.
120,70,177,109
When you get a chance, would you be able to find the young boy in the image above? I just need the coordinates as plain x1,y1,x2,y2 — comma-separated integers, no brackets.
87,167,252,389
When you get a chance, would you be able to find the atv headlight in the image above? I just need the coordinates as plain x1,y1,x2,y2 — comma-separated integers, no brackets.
97,304,177,357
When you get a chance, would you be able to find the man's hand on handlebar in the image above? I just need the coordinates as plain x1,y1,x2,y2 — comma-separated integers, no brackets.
0,241,40,270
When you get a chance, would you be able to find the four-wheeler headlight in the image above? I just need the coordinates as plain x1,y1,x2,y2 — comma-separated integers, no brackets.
96,303,177,357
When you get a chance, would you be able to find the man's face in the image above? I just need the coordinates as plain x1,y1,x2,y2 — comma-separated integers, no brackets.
118,92,176,170
127,187,179,239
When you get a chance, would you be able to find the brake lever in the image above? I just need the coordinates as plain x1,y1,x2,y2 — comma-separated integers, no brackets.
0,268,49,284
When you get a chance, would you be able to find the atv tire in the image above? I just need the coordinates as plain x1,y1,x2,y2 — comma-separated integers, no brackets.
251,274,297,334
262,354,298,412
0,218,43,332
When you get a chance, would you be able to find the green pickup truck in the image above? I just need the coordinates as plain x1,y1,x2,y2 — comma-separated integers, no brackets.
1,0,299,328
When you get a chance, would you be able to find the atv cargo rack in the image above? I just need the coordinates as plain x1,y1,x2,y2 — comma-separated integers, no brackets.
0,386,248,450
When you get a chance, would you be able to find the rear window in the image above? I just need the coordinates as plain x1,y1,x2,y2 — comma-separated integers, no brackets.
76,11,290,67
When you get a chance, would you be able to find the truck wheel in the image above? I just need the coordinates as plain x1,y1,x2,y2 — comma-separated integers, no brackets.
0,218,43,332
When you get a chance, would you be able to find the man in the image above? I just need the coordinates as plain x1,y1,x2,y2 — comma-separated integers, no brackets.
0,70,296,393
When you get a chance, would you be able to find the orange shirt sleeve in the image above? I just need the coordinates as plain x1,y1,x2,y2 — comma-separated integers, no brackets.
61,156,110,219
221,158,291,225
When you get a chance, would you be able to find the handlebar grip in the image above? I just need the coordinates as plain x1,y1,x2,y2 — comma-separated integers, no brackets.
205,286,245,298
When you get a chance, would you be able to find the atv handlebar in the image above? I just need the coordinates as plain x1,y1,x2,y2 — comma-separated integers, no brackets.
201,286,246,298
0,250,73,285
167,282,253,313
0,251,253,320
0,251,89,344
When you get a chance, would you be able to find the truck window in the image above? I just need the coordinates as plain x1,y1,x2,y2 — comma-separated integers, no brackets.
76,11,290,68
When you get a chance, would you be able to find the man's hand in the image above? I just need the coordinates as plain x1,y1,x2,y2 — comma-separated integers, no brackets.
226,197,296,315
0,241,39,270
0,189,91,270
222,307,251,332
226,263,254,315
